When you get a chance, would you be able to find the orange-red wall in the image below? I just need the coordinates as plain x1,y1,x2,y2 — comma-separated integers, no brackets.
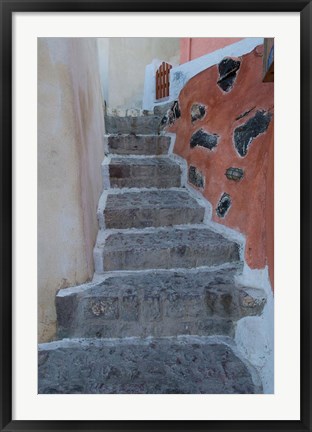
180,38,244,63
169,45,274,289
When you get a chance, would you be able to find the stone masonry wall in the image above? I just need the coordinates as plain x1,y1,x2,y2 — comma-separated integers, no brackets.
168,45,274,288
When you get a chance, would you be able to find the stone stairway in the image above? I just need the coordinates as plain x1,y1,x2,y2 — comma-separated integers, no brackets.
38,116,266,394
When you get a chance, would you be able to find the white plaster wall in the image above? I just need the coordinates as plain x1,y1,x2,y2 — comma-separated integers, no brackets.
97,37,109,105
38,38,105,342
97,38,180,109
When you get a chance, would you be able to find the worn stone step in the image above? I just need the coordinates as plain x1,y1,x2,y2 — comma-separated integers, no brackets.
107,134,171,156
96,226,240,272
105,115,164,134
109,157,181,189
38,335,262,394
104,189,205,229
56,266,265,339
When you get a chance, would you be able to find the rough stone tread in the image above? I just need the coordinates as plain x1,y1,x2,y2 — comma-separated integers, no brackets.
105,115,164,134
107,134,170,155
104,189,205,228
109,156,181,189
56,266,266,339
38,336,262,394
100,226,240,271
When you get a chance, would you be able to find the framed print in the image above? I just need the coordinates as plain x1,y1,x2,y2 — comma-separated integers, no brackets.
1,0,311,431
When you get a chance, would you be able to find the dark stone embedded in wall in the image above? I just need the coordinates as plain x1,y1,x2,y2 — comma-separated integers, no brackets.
225,167,244,181
191,104,206,123
217,58,241,93
172,100,181,119
234,110,272,157
216,193,231,218
161,100,181,127
190,128,219,150
189,166,204,188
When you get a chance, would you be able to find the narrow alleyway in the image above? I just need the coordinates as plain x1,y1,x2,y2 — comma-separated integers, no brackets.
39,111,266,394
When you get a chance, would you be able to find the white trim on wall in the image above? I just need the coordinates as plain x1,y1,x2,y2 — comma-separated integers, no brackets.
142,37,264,111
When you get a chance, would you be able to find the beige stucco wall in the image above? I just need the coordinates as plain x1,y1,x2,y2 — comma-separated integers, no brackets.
97,38,180,109
38,38,105,342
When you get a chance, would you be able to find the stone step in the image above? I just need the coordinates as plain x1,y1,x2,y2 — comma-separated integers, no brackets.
105,114,164,134
109,157,181,189
95,226,241,272
107,134,171,156
104,189,205,229
56,266,265,340
38,335,262,394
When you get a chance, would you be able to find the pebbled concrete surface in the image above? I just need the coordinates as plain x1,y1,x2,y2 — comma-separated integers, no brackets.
107,134,171,156
56,266,266,339
104,189,205,228
100,226,240,271
38,335,262,394
109,157,181,189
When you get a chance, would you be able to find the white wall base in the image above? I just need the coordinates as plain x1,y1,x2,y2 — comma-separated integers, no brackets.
235,266,274,394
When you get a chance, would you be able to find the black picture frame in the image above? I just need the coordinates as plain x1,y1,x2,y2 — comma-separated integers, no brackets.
1,0,311,430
